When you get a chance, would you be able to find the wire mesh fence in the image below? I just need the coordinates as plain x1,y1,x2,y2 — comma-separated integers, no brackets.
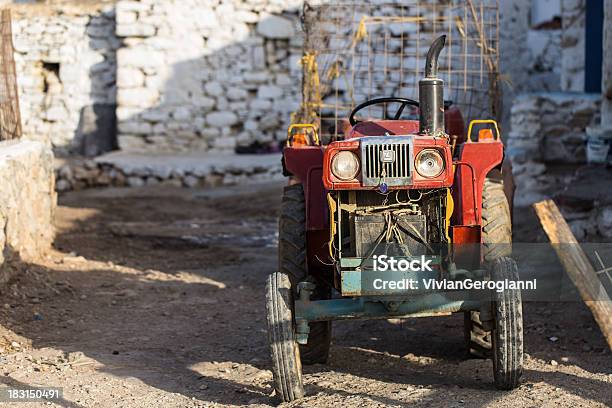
0,9,21,141
295,0,500,143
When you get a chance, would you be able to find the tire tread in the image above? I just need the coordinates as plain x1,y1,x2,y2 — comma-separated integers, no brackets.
278,184,331,365
465,177,512,358
266,272,304,401
491,257,523,390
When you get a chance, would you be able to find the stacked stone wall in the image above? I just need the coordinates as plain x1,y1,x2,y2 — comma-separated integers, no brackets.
7,0,589,156
12,3,117,154
114,0,303,153
0,140,56,283
507,92,600,206
561,0,586,92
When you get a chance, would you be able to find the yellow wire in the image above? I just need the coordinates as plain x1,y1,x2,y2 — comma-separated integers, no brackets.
327,193,337,258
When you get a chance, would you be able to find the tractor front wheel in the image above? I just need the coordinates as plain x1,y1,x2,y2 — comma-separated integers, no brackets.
279,184,331,365
491,257,524,390
265,271,304,402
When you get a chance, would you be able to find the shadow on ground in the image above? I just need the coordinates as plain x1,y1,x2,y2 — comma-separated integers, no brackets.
0,183,609,407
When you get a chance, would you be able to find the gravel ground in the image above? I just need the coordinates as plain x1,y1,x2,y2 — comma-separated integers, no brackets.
0,181,609,407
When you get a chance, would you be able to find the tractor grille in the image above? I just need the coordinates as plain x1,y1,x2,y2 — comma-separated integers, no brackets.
360,137,413,187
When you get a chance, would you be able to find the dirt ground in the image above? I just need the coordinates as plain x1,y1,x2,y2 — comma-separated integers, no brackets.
0,181,609,407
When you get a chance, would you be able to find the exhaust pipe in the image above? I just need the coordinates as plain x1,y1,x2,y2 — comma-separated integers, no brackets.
419,35,446,136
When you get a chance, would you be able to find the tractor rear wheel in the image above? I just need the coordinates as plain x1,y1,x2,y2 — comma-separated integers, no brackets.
265,271,304,402
481,176,512,261
464,175,512,358
491,257,523,389
464,311,492,359
279,184,331,365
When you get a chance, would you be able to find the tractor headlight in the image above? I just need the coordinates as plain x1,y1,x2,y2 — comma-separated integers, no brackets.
331,151,360,181
415,149,444,178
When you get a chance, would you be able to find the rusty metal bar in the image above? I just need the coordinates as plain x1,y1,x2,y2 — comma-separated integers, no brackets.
295,293,482,323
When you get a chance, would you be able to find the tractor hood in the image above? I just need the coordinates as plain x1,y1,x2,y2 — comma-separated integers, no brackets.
346,119,421,139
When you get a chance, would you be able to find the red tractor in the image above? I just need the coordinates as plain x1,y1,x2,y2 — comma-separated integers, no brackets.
266,36,522,402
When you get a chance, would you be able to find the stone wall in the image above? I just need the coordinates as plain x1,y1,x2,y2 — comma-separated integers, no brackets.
115,0,302,153
13,0,544,156
508,92,600,162
54,152,282,191
507,92,600,206
498,0,601,130
11,3,118,155
499,0,530,101
8,0,588,157
0,140,55,283
499,0,563,126
602,0,612,127
560,0,586,92
524,28,562,92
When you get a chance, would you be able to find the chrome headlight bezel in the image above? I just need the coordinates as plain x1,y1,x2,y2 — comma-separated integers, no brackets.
415,148,445,178
331,151,360,181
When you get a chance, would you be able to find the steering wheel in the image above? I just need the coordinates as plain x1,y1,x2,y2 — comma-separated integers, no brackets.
349,97,420,126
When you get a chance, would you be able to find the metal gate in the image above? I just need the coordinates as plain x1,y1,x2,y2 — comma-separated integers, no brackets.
296,0,500,143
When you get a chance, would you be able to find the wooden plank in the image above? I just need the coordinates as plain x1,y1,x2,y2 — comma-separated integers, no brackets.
533,199,612,349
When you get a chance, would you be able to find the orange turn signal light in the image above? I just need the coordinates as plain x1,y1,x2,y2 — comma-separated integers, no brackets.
478,128,494,141
291,133,309,147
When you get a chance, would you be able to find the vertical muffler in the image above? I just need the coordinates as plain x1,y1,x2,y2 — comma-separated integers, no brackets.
419,35,446,136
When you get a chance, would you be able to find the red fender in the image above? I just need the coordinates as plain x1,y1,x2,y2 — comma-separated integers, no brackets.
283,146,328,231
452,141,504,228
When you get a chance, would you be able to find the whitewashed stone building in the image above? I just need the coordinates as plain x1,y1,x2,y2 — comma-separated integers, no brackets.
4,1,610,173
7,0,304,156
114,0,303,153
10,2,117,155
499,0,612,209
